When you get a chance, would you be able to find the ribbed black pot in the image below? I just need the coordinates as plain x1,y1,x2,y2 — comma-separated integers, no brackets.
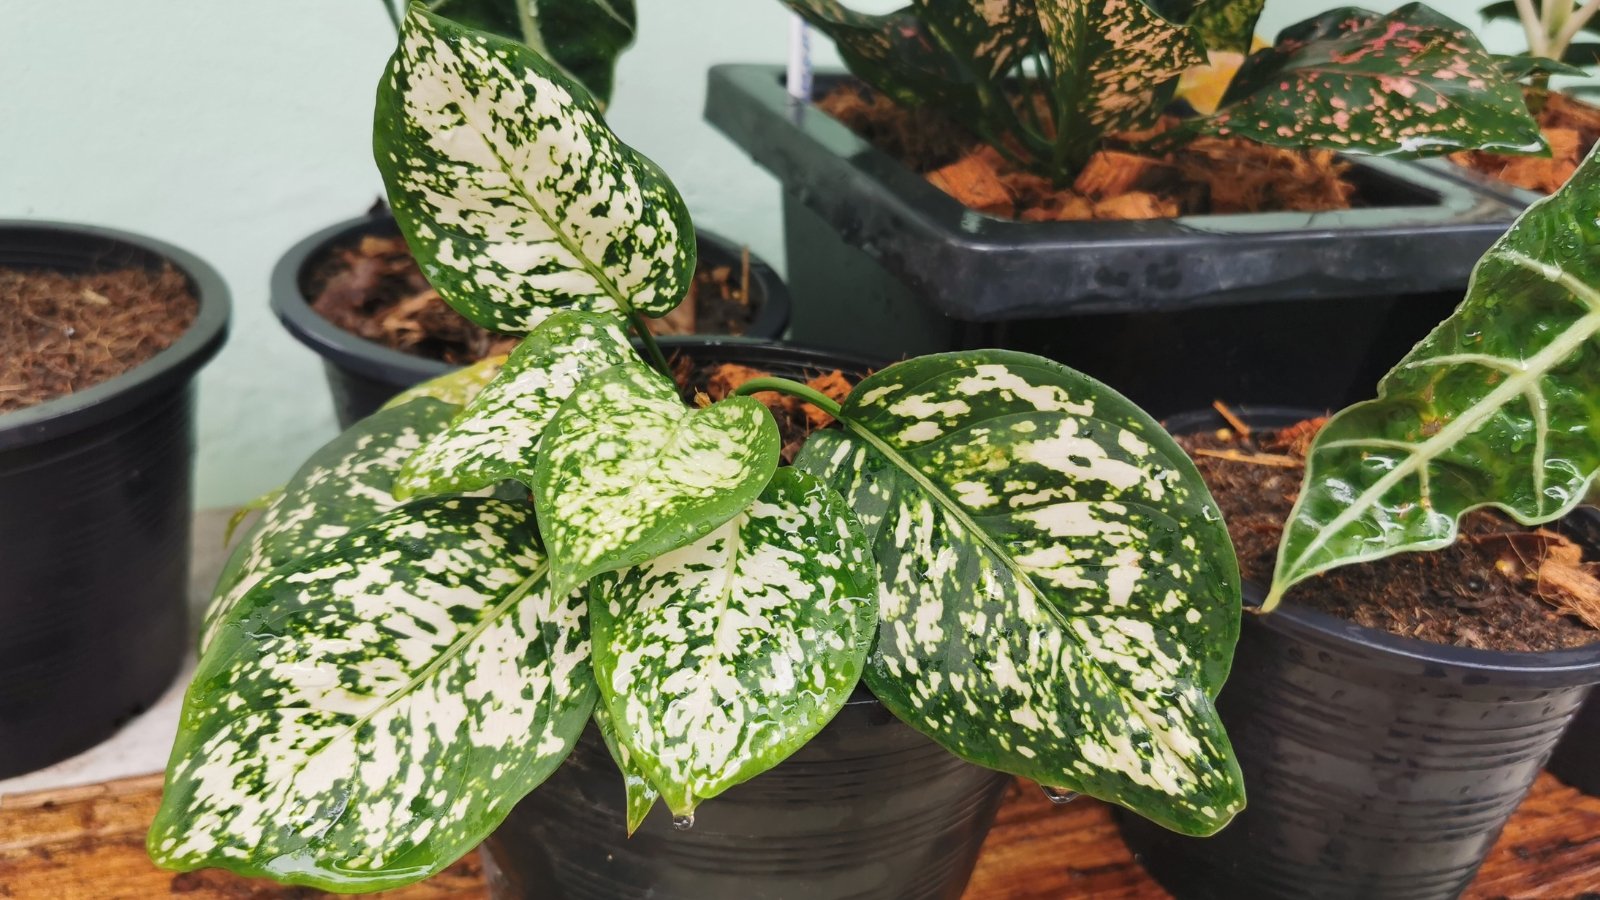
1116,406,1600,900
480,339,1012,900
271,212,793,428
0,222,229,778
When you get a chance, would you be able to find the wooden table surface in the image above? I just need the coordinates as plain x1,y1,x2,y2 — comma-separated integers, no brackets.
4,771,1597,898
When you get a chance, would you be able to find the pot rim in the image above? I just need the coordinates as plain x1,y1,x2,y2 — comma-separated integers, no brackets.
0,221,231,451
269,212,792,385
1167,404,1600,684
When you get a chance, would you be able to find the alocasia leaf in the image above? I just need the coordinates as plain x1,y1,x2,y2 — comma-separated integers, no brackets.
533,362,780,598
795,350,1244,836
428,0,637,107
590,468,877,816
201,398,459,650
374,6,694,334
1194,4,1545,157
150,497,594,891
593,703,659,835
394,310,634,500
1267,143,1600,610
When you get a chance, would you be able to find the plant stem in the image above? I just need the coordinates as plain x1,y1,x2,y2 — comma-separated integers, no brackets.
731,376,844,419
1520,0,1550,55
381,0,402,33
1554,0,1600,58
627,311,672,377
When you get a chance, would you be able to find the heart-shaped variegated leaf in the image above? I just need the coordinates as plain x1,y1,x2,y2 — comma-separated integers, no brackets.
796,351,1243,836
427,0,637,107
202,398,458,649
375,6,694,333
151,497,594,892
593,703,659,834
394,311,634,500
1195,4,1544,157
590,468,877,816
1268,142,1600,608
533,363,780,598
384,353,509,411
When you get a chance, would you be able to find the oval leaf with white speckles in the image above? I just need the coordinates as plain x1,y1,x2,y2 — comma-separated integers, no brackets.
202,398,459,650
394,310,635,500
384,353,510,411
795,350,1244,836
374,6,694,333
1269,142,1600,609
593,703,659,834
590,468,877,816
533,362,780,598
1193,4,1544,157
151,497,594,892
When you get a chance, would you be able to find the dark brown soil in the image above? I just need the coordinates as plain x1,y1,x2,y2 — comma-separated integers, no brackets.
308,234,758,365
674,357,859,464
1452,91,1600,195
0,266,197,413
1177,419,1600,653
817,84,1359,221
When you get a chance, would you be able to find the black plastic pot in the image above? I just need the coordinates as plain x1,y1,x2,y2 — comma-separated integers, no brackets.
0,222,229,778
1115,406,1600,899
705,66,1532,417
480,339,1013,900
271,212,793,428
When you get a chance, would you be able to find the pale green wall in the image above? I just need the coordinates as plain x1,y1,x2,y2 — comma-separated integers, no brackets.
0,0,1540,505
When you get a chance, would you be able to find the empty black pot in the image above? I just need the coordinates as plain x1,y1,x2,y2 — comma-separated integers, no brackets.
271,212,793,428
1116,407,1600,899
0,222,229,777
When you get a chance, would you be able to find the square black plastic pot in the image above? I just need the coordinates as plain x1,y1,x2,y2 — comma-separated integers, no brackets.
705,66,1532,417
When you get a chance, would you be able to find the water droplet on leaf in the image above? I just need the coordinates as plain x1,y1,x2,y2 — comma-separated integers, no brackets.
672,814,695,831
1041,786,1079,804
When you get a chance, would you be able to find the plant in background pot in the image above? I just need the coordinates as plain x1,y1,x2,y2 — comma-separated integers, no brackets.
277,0,792,429
148,7,1250,898
707,1,1550,415
0,223,229,778
1120,142,1600,898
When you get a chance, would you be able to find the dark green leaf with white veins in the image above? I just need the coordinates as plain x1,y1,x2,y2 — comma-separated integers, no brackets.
202,398,458,650
534,362,780,598
1195,4,1544,157
593,703,659,835
374,7,695,333
795,351,1243,836
151,497,594,891
428,0,637,107
1269,142,1600,609
590,468,877,816
394,310,634,500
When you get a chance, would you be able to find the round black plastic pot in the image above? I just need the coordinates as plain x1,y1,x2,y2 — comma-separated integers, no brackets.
0,222,229,778
271,212,793,428
480,339,1012,900
1116,406,1600,899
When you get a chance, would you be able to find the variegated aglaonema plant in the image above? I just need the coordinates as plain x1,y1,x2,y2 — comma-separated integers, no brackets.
1266,140,1600,611
783,0,1548,180
148,6,1244,892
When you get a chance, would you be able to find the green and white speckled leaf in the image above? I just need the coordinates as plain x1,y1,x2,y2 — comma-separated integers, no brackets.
151,497,594,892
1269,142,1600,608
534,363,780,598
427,0,637,107
374,6,694,333
1187,0,1265,54
384,354,509,411
590,468,877,816
795,351,1244,836
394,311,634,500
1196,4,1544,157
201,398,459,650
593,702,659,834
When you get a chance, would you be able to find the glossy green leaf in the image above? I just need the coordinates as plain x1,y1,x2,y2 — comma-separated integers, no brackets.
1496,52,1589,80
374,6,694,334
1268,142,1600,609
151,497,594,892
795,351,1243,836
590,468,877,816
383,354,509,411
593,703,659,835
1197,4,1545,157
428,0,637,107
394,310,634,500
533,362,780,598
1188,0,1265,54
202,398,459,650
223,486,283,547
1563,41,1600,65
